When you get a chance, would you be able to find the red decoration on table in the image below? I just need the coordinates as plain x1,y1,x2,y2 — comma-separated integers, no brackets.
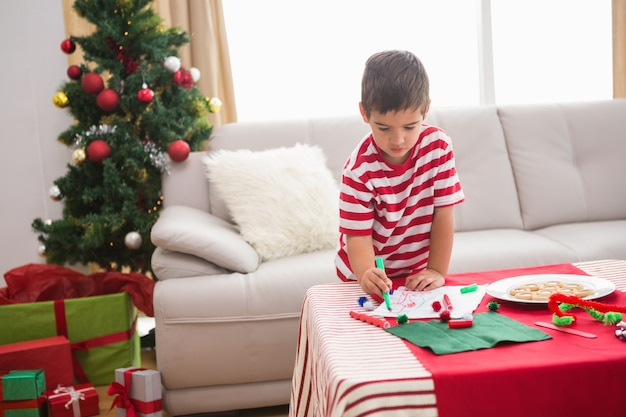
431,300,442,312
167,140,190,162
61,39,76,54
548,293,626,325
87,140,111,163
47,383,100,417
96,89,120,112
439,310,451,322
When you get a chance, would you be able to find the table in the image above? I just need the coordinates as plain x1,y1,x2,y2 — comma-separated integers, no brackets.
289,259,626,417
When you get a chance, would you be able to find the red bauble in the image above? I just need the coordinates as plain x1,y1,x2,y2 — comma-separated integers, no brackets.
67,65,82,80
87,140,111,163
173,69,194,89
96,89,120,112
81,72,104,94
137,84,154,103
168,140,190,162
61,38,76,54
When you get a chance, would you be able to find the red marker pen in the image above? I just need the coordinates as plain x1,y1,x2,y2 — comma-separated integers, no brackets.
443,294,453,311
448,319,473,329
349,310,391,329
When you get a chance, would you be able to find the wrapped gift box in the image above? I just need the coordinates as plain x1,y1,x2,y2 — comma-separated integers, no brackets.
0,292,140,386
0,370,47,417
0,336,73,390
0,395,47,417
110,368,161,417
46,383,99,417
0,369,46,400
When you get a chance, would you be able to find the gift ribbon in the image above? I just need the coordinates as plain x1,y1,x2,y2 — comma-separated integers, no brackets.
0,396,45,417
108,368,162,417
53,299,137,383
47,385,91,417
0,372,4,401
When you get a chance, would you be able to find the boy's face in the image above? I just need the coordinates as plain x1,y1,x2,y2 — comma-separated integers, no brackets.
359,103,430,165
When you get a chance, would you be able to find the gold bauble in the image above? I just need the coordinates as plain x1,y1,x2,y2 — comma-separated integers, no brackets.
72,148,86,164
207,97,222,113
53,92,69,108
137,168,148,183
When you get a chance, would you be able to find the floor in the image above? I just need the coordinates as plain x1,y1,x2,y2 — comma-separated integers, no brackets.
94,348,289,417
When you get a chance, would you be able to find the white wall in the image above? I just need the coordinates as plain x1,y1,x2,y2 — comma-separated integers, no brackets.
0,1,75,286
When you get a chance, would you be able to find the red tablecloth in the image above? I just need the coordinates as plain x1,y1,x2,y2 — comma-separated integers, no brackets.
404,261,626,417
289,260,626,417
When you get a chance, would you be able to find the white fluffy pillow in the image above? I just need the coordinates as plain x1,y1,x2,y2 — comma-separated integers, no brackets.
203,144,340,261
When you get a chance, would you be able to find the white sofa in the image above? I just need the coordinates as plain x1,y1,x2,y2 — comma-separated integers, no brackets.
150,100,626,415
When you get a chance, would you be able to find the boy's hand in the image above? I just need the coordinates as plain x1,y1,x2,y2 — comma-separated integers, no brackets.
405,268,445,291
358,266,393,297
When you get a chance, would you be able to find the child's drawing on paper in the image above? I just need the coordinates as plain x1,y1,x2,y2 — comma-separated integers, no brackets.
392,290,426,315
371,285,488,319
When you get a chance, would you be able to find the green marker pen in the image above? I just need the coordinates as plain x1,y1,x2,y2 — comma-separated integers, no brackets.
375,257,391,311
460,283,478,294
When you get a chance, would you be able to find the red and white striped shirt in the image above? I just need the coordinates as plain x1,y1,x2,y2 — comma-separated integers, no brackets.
335,124,464,281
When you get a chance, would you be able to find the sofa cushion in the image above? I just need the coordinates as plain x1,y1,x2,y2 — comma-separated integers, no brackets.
498,100,626,230
534,220,626,261
150,205,260,273
203,144,339,261
426,106,523,232
448,228,580,274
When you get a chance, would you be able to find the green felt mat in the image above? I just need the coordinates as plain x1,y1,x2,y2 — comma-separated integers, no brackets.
386,312,551,355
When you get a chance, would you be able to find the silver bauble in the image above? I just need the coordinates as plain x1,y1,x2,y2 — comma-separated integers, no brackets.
124,231,142,250
49,185,62,201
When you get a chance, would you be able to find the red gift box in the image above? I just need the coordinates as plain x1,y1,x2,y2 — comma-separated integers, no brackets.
46,384,99,417
0,336,74,390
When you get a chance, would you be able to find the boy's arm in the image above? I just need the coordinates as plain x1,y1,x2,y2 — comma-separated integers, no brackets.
404,205,454,291
346,235,391,295
426,205,455,277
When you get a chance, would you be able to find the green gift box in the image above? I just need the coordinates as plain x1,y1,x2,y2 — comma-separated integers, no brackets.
0,370,47,417
0,396,46,417
0,292,140,386
0,370,45,400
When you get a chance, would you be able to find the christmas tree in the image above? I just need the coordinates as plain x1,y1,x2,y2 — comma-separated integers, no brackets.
33,0,221,275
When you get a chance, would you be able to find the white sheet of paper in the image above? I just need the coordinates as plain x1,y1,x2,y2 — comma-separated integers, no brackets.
372,285,488,319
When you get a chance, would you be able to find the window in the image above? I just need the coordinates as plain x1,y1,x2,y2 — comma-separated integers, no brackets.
490,0,612,104
223,0,611,122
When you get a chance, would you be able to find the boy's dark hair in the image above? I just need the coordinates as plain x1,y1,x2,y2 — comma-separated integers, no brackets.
361,50,430,118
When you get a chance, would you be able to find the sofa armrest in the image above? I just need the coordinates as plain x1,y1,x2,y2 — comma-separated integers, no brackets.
150,205,260,273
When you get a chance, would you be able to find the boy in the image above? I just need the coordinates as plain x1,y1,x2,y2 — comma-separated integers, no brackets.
335,50,464,297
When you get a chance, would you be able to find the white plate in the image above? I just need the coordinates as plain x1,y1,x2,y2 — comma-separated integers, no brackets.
486,273,615,304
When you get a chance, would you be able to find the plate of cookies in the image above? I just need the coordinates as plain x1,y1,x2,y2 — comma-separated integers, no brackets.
486,274,615,304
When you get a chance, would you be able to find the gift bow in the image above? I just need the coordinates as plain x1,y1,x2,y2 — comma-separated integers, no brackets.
108,381,137,417
107,369,161,417
51,385,86,417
